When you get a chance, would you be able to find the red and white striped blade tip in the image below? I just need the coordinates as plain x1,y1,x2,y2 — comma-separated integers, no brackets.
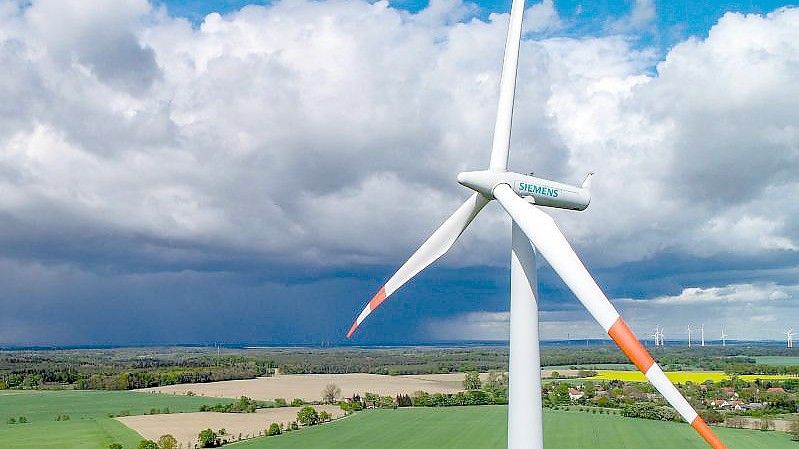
346,287,387,338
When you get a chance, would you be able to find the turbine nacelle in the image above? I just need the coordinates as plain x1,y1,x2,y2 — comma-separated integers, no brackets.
457,170,592,211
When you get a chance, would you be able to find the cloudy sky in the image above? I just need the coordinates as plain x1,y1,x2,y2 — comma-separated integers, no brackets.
0,0,797,346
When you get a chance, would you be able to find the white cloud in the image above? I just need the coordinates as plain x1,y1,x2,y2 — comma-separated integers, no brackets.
610,0,656,32
426,282,799,341
522,0,560,34
614,282,799,341
619,282,794,305
0,0,796,274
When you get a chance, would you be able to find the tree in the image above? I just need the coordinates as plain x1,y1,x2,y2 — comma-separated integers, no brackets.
198,429,217,448
267,422,282,436
483,371,508,396
290,398,304,407
116,372,132,390
583,381,596,399
158,434,177,449
322,383,341,404
396,394,413,407
548,383,570,405
297,406,319,426
137,440,158,449
108,444,123,449
319,410,331,422
463,372,481,390
700,409,723,424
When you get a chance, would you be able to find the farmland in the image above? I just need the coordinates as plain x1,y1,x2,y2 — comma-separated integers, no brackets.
138,373,470,401
755,356,799,366
0,390,232,449
3,345,799,448
118,405,343,444
6,386,796,449
232,406,797,449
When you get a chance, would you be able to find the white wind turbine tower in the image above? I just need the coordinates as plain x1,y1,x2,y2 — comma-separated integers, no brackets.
721,329,728,347
344,0,727,447
701,324,705,347
687,325,693,348
659,327,665,346
785,329,795,349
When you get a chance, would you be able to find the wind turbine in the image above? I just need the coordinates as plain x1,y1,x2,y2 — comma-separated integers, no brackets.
650,326,660,347
785,329,794,349
344,0,726,447
721,329,728,347
701,324,705,347
655,324,663,346
687,325,693,348
659,327,665,346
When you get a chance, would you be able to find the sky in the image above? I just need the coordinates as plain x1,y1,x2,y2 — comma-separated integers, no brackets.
0,0,798,346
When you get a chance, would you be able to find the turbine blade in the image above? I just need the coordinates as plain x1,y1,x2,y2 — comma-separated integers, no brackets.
488,0,525,171
493,184,726,449
346,193,489,338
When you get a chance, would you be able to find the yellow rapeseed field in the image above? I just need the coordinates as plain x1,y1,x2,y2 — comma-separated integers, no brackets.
588,370,799,383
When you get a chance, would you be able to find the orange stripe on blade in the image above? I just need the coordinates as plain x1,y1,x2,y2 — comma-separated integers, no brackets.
346,321,359,339
368,287,388,311
608,317,655,373
691,416,726,449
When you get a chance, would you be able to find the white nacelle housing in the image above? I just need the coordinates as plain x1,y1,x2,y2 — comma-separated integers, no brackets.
457,170,591,211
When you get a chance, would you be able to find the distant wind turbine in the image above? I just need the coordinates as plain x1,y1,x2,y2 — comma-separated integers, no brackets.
701,324,705,347
687,325,693,348
650,328,659,347
721,329,728,347
785,329,795,349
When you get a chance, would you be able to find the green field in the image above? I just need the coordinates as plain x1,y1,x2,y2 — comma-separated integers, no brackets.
0,390,233,449
754,356,799,366
589,370,799,383
233,406,795,449
2,392,796,448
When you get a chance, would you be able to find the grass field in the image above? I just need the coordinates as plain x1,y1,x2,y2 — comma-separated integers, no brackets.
232,406,796,449
754,356,799,366
0,390,233,449
589,370,799,383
